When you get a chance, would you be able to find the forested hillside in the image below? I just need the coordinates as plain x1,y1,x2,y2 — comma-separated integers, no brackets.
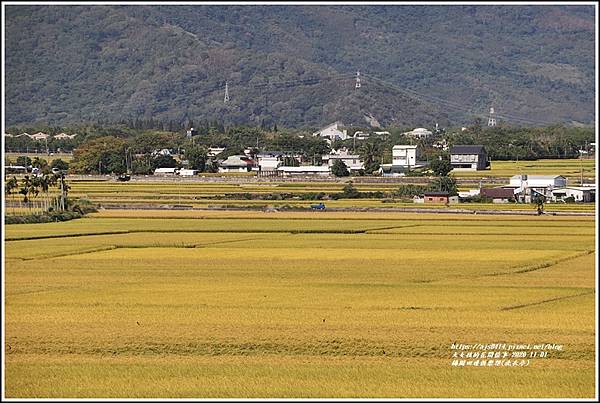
5,5,595,128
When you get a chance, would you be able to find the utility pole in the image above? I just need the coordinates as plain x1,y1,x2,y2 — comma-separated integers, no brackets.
580,150,584,185
60,176,65,211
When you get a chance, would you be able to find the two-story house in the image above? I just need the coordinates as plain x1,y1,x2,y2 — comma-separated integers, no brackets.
450,145,489,171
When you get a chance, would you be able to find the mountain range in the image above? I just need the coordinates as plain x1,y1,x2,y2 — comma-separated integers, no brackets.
4,4,596,129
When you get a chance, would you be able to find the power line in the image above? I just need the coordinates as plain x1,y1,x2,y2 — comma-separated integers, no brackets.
364,73,558,126
186,70,560,126
366,74,483,117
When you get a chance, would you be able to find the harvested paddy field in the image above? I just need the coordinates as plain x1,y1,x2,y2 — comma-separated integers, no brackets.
60,179,595,213
4,210,596,397
451,158,596,179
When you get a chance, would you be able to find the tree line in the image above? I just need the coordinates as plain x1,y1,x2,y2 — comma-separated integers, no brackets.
5,122,594,175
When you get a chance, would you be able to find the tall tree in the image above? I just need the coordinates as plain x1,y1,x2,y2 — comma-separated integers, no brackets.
429,152,452,176
185,145,208,171
70,136,128,174
359,142,380,174
331,159,350,177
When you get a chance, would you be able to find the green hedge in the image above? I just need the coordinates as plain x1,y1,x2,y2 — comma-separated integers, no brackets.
5,211,86,225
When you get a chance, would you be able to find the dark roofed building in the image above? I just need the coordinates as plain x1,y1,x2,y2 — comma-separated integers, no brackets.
450,145,489,171
480,187,516,202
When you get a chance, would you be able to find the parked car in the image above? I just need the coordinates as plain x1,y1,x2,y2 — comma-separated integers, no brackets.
310,203,326,210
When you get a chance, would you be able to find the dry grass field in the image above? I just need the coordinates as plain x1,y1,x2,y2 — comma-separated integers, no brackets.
3,210,596,398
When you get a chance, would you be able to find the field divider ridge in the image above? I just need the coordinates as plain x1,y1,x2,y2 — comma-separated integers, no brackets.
500,290,595,311
482,249,595,278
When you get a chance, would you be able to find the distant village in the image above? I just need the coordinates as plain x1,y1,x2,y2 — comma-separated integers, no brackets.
4,122,596,205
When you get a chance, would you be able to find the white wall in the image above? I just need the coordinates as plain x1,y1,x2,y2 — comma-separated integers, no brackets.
392,146,418,167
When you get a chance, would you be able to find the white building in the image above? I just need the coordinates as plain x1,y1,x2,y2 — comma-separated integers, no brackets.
30,132,49,141
258,157,282,171
53,132,77,140
402,128,432,139
379,144,428,176
391,145,427,168
257,152,285,171
218,155,254,173
353,131,370,140
178,169,198,176
552,186,595,203
313,121,348,142
509,175,567,189
154,167,178,176
509,175,568,202
458,189,481,198
208,147,226,157
321,148,364,172
152,148,173,157
277,165,330,176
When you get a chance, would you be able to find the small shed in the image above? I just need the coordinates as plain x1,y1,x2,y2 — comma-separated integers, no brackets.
423,191,450,203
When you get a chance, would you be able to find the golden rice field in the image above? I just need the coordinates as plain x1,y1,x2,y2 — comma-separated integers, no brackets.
59,178,595,213
451,158,596,179
4,210,596,398
5,152,74,163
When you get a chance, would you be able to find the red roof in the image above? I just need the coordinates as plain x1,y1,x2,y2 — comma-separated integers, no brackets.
481,187,515,199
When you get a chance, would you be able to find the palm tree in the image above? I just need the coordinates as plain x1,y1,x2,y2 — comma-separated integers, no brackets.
359,142,380,174
54,173,70,211
19,175,39,212
5,176,18,215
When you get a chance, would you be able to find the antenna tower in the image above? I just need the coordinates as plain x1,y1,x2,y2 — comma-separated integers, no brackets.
355,71,361,89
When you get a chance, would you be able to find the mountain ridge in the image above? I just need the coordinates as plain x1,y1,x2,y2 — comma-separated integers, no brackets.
5,5,595,128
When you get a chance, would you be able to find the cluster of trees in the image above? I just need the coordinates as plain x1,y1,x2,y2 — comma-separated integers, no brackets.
5,172,70,211
447,124,594,160
66,124,333,174
8,120,594,176
394,177,458,198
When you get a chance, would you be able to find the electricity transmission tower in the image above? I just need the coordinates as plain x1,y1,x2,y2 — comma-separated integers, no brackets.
224,81,230,103
487,106,497,127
